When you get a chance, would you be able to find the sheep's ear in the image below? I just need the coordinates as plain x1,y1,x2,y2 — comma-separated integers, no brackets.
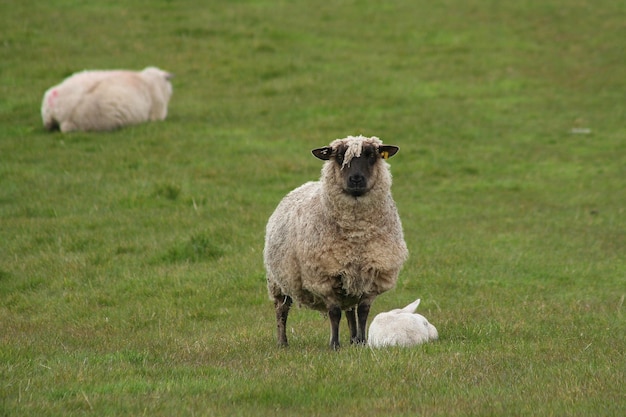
312,147,333,160
165,72,174,80
379,145,399,160
401,299,420,313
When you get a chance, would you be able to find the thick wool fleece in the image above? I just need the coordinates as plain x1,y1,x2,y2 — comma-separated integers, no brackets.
41,67,172,132
264,136,408,312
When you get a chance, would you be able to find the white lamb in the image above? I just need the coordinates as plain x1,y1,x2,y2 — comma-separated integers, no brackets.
368,298,438,348
264,135,408,349
41,66,173,132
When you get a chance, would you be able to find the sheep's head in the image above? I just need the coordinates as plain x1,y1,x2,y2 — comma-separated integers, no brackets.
312,135,399,197
141,67,174,99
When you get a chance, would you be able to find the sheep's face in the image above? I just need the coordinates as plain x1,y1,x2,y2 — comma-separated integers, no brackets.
312,141,399,197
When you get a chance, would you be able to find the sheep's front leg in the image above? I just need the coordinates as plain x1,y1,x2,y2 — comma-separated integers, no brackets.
274,295,292,347
355,301,371,345
328,306,342,350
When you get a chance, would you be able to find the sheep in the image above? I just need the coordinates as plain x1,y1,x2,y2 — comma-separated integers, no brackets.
367,298,438,348
41,66,173,132
264,135,408,349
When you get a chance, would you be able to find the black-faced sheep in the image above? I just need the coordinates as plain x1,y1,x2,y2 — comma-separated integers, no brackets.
264,135,408,349
41,67,173,132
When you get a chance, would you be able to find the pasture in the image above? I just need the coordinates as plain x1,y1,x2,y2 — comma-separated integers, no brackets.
1,0,624,415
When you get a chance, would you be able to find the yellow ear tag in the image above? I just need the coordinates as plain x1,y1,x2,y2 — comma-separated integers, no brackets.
381,151,389,160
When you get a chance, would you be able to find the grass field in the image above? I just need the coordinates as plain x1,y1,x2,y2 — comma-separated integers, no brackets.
1,0,625,415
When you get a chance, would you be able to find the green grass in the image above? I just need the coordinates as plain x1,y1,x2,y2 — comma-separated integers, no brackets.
1,0,625,415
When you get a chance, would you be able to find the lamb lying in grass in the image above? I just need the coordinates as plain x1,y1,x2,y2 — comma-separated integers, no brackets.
368,299,438,348
41,66,173,132
264,135,408,349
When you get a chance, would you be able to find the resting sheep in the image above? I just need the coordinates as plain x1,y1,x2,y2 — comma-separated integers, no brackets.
368,298,438,348
41,66,173,132
264,135,408,349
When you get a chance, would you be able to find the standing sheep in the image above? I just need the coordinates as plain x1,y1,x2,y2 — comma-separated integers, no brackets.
41,66,173,132
264,135,408,349
368,298,438,348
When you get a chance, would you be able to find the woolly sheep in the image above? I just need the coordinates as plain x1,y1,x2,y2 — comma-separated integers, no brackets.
264,135,408,349
368,298,438,348
41,66,173,132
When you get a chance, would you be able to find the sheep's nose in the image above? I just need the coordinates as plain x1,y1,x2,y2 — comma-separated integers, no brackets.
349,174,366,187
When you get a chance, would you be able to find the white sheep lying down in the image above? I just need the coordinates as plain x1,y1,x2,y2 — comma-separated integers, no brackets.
368,298,438,348
41,66,173,132
264,135,408,349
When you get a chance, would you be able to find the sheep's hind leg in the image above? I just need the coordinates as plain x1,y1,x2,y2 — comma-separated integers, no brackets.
274,295,292,347
355,301,371,345
346,308,359,344
328,306,342,350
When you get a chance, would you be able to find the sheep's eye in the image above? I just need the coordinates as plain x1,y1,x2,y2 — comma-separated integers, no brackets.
335,151,345,164
364,148,376,164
